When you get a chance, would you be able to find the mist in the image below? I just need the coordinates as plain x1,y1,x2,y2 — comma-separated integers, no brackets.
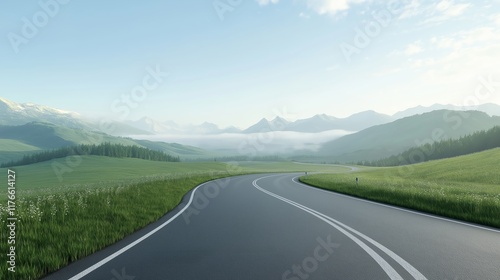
129,129,354,156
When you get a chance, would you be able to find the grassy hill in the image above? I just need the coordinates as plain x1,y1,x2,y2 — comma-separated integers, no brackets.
0,139,41,164
0,156,232,193
134,139,214,157
319,110,500,162
0,122,213,164
0,122,138,149
367,126,500,166
302,148,500,228
0,156,352,195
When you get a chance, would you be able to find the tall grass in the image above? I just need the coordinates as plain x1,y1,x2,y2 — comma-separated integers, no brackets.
300,150,500,229
0,173,234,280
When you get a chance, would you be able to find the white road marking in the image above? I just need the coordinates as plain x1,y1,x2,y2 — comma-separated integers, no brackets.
290,176,427,279
291,176,500,234
253,174,428,280
68,181,212,280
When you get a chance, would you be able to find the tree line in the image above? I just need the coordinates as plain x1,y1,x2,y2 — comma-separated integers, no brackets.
1,142,180,167
363,126,500,167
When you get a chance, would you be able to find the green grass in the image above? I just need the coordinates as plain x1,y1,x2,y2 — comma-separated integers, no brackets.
1,156,233,194
233,161,354,173
0,156,349,279
0,157,354,196
319,110,500,162
301,148,500,228
0,123,214,160
0,174,236,280
0,140,41,165
0,139,40,152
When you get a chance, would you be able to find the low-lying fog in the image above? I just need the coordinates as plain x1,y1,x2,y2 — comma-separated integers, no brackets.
130,129,354,155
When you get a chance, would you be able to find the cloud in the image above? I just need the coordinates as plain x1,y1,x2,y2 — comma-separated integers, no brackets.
422,0,471,25
492,13,500,26
256,0,279,5
255,0,367,15
435,0,469,17
404,41,424,55
431,27,500,51
389,40,424,57
399,0,471,25
299,12,311,19
409,26,500,88
304,0,367,15
398,0,423,19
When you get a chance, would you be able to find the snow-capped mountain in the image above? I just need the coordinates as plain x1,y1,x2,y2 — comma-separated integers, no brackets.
0,97,150,135
0,97,88,128
3,96,500,137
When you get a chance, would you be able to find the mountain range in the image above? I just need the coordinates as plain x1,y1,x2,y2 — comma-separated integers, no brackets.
318,110,500,162
3,96,500,165
0,122,213,164
3,97,500,135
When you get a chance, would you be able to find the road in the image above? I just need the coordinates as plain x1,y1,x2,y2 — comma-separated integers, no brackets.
43,173,500,280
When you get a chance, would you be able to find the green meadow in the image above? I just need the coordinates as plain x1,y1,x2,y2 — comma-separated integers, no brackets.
0,157,345,280
1,149,499,279
301,148,500,229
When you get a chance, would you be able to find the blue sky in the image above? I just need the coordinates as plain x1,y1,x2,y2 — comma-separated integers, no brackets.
1,0,499,128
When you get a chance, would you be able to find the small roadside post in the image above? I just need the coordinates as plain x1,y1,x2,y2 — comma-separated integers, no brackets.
356,177,358,186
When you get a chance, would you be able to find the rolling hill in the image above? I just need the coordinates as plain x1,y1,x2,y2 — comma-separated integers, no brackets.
318,110,500,162
0,122,213,164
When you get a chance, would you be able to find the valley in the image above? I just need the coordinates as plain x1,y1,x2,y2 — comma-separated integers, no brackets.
1,96,499,280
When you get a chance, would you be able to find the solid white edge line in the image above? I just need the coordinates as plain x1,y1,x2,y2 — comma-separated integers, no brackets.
292,176,500,234
68,181,211,280
287,176,427,280
253,176,405,280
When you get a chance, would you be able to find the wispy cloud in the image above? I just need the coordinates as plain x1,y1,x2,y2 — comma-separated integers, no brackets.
304,0,367,15
256,0,279,5
399,0,471,25
388,40,424,57
492,13,500,26
411,26,500,86
399,0,423,19
430,27,500,51
255,0,368,15
299,12,311,19
404,41,424,56
422,0,470,25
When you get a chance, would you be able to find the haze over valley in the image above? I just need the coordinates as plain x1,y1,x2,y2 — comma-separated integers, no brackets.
2,96,500,161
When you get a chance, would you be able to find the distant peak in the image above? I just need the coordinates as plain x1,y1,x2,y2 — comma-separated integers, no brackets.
312,113,336,121
271,116,290,123
0,97,21,110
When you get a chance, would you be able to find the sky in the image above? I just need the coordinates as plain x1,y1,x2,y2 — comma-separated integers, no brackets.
1,0,500,129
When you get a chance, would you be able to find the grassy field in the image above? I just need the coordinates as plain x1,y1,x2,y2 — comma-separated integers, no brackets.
301,148,500,229
2,156,234,194
6,150,497,280
0,157,346,279
0,157,354,196
234,161,354,173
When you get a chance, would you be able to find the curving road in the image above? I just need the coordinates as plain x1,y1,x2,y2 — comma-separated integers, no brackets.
43,173,500,280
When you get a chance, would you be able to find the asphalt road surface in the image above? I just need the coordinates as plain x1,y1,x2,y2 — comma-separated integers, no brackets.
43,173,500,280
